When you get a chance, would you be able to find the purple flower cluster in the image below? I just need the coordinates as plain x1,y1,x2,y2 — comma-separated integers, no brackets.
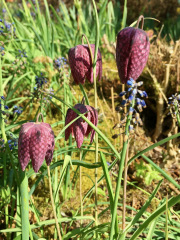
13,105,23,115
119,78,148,113
0,19,15,35
0,134,18,151
54,57,67,70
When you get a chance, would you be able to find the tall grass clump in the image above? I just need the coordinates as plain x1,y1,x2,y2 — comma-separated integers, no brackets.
0,0,180,239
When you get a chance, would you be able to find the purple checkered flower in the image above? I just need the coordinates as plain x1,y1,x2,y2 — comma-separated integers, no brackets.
116,17,150,84
65,103,98,148
18,119,55,172
68,44,102,84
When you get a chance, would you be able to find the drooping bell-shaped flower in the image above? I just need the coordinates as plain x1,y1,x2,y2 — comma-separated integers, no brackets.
116,16,150,84
18,113,55,172
65,103,98,148
68,44,102,84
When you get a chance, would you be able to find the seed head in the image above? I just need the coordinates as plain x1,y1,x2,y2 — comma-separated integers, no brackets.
68,44,102,84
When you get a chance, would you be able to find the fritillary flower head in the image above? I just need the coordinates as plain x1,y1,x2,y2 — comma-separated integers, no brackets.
68,43,102,84
18,113,55,172
65,101,98,148
116,15,150,84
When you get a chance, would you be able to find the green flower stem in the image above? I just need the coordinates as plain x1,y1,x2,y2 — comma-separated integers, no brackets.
47,165,62,240
110,97,136,240
19,169,29,240
80,149,83,228
92,0,100,228
122,142,129,231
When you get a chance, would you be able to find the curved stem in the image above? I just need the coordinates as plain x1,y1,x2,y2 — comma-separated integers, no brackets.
47,166,62,240
136,15,144,29
81,34,94,73
36,112,44,123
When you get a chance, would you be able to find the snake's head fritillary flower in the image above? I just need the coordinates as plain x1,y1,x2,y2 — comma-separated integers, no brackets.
18,117,55,172
68,44,102,84
116,16,150,84
65,103,98,148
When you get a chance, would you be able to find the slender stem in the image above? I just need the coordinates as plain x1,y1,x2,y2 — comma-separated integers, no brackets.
80,149,83,226
47,166,62,240
92,0,100,228
36,112,44,123
136,15,144,29
122,142,129,231
165,195,168,240
110,97,135,240
81,34,93,63
19,169,29,240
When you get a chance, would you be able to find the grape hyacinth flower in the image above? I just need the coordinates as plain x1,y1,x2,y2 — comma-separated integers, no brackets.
33,73,47,99
65,103,98,148
116,15,150,84
54,57,67,70
13,105,23,115
18,113,55,172
168,93,180,126
68,44,102,84
113,78,148,138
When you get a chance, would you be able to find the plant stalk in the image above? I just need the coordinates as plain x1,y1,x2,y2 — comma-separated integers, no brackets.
80,149,83,227
92,0,100,228
47,166,62,240
122,142,129,231
19,169,29,240
110,97,135,240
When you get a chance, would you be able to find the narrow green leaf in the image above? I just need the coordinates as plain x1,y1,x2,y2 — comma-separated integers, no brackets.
129,195,180,240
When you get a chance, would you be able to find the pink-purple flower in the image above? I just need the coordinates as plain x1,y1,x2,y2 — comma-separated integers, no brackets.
65,103,98,148
116,26,150,84
18,121,55,172
68,44,102,84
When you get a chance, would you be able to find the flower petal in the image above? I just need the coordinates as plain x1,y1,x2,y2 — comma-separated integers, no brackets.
18,122,34,171
29,124,48,172
65,108,76,141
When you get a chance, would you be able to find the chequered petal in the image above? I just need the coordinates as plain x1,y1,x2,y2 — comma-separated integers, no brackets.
85,106,98,143
18,122,34,171
73,104,91,148
68,44,102,84
29,124,48,172
65,108,76,141
116,27,150,84
41,123,55,166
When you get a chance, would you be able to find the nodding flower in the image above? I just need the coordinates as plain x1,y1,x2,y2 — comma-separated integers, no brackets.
116,16,150,84
65,103,98,148
18,114,54,172
68,44,102,84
